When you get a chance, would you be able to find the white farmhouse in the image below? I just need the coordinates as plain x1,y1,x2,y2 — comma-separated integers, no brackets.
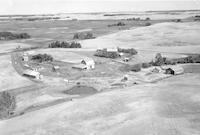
81,58,95,69
73,57,95,70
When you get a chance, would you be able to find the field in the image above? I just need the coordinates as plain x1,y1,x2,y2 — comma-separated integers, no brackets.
1,72,200,135
81,22,200,53
1,11,200,135
0,18,184,48
0,42,32,54
0,55,33,91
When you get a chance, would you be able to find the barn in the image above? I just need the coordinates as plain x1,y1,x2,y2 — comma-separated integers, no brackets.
22,69,41,79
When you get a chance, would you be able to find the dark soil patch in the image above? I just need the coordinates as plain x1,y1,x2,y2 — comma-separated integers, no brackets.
64,85,98,96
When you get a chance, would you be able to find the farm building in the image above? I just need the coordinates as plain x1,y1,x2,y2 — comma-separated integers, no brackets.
52,66,60,72
163,65,184,75
151,68,160,73
123,57,130,62
73,58,95,70
107,48,118,52
22,53,29,62
22,69,41,79
165,68,175,75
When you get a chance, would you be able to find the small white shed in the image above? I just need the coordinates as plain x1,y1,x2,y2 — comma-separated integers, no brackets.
22,53,29,62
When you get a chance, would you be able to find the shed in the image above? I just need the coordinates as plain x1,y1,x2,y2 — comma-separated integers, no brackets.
165,68,175,75
22,53,29,62
52,66,60,72
151,68,160,73
164,65,184,75
123,57,130,62
22,69,40,79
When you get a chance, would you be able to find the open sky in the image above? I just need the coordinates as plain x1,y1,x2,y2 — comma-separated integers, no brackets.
0,0,200,15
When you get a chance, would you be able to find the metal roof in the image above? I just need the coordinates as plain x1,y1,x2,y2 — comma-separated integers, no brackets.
23,69,40,76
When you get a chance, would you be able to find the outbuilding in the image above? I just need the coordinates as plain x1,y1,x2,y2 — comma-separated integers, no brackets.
163,65,184,75
22,69,40,79
123,57,130,62
165,68,175,75
22,53,29,62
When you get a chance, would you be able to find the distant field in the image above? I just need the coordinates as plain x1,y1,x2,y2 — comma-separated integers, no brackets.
0,42,32,54
0,19,171,47
81,22,200,54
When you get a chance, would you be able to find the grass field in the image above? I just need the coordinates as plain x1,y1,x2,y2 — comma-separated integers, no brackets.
0,19,173,47
1,72,200,135
0,55,33,91
1,13,200,135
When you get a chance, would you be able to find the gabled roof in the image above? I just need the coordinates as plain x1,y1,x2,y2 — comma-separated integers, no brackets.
162,65,184,74
81,57,95,65
23,69,40,76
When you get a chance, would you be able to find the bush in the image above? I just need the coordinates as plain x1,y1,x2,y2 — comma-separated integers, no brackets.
117,47,138,55
172,55,200,64
121,64,141,72
49,41,81,48
131,64,141,72
73,32,95,39
0,32,30,40
94,50,119,59
150,53,200,66
145,17,151,21
176,19,182,22
70,42,82,48
31,53,53,63
145,22,151,26
0,91,16,119
108,22,125,27
142,62,152,68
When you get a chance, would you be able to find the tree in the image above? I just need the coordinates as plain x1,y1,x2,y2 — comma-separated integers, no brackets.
49,41,81,48
145,22,151,26
117,47,138,55
145,17,151,21
154,53,164,66
0,32,30,40
73,32,95,39
31,53,53,63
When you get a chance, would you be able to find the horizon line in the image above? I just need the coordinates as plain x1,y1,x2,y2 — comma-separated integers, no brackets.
0,9,200,16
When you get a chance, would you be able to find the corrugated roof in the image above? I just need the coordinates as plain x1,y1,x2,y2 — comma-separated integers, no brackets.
23,69,40,76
